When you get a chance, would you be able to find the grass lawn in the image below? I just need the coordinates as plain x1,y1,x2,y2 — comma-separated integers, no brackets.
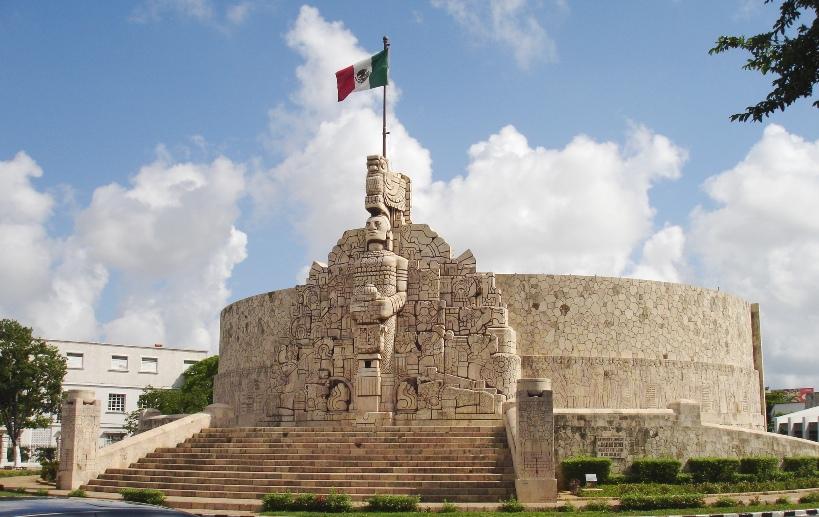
260,502,819,516
0,490,31,498
0,469,39,478
580,479,819,498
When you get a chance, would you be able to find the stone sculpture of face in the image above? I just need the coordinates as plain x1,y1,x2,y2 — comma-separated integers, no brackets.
365,214,390,247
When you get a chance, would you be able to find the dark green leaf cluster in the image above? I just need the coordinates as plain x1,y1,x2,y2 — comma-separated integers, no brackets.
619,493,705,511
365,494,421,512
782,456,819,476
497,497,525,513
710,0,819,121
119,488,167,506
629,457,681,484
136,355,219,414
739,456,780,480
560,456,612,486
686,457,741,483
0,319,67,455
261,491,353,512
800,491,819,503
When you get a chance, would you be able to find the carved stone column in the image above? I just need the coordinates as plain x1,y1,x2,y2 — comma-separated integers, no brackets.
514,378,557,502
57,390,101,490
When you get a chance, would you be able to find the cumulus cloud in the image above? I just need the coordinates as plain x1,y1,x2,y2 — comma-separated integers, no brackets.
257,5,432,261
628,225,686,282
130,0,253,29
691,124,819,387
431,0,558,68
0,149,247,351
415,124,686,276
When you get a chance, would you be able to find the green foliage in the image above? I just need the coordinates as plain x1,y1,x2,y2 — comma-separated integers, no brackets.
0,469,39,478
261,492,293,511
776,496,790,504
619,493,705,511
557,503,576,512
119,488,166,506
582,500,612,512
782,456,819,476
67,489,86,498
800,491,819,503
739,456,780,480
136,356,219,414
323,491,354,513
711,496,739,507
629,457,682,484
686,457,741,483
497,497,524,512
291,493,318,511
122,409,141,436
439,500,458,513
561,456,612,485
39,460,58,482
33,447,56,463
709,0,819,122
675,472,693,484
366,494,420,512
0,320,67,467
34,489,48,496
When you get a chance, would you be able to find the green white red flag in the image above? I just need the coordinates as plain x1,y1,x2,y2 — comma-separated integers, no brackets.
335,49,388,102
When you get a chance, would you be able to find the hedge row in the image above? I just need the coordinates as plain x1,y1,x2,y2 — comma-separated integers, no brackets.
260,492,419,513
561,455,819,485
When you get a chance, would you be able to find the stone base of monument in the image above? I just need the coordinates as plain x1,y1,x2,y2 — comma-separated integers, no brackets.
354,411,393,426
515,478,558,503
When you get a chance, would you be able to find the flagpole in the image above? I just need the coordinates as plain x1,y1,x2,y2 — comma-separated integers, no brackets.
382,35,390,158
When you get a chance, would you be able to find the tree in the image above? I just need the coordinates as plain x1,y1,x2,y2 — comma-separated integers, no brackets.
125,356,219,433
709,0,819,122
0,319,66,468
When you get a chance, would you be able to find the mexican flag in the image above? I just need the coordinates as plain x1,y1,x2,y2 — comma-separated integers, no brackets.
335,49,388,102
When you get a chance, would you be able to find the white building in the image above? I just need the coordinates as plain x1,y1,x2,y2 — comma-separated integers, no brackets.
1,340,208,468
774,405,819,442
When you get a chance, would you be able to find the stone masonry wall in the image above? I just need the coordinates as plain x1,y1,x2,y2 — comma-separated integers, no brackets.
496,274,765,429
554,406,819,481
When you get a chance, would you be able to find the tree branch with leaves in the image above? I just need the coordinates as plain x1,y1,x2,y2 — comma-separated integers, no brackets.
0,319,66,468
710,0,819,122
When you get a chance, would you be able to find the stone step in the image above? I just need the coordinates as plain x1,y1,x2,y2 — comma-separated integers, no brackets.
183,437,507,446
113,464,513,475
146,449,509,462
84,481,512,502
202,426,505,433
159,445,504,455
97,471,514,483
93,474,513,488
133,459,511,470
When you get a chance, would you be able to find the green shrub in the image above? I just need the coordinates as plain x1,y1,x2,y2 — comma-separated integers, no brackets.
34,489,48,496
324,491,353,513
119,488,166,506
800,492,819,504
675,472,693,484
783,456,819,476
67,489,86,498
439,500,458,513
291,493,318,511
261,493,293,511
557,503,576,512
39,461,58,482
366,494,420,512
711,497,737,508
630,458,681,484
583,500,612,512
619,493,705,511
686,457,740,483
775,496,789,504
561,456,611,485
606,474,627,485
739,456,779,480
498,497,524,512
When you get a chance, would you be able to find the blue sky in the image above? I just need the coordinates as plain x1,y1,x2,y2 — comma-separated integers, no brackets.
1,1,817,388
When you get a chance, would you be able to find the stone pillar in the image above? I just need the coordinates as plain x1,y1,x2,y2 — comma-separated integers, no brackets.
355,355,382,414
750,303,766,423
514,378,557,502
0,433,8,467
57,390,101,490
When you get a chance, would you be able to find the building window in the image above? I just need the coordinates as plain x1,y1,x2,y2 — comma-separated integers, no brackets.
101,432,125,446
183,359,198,369
66,352,83,369
107,393,126,413
140,357,158,374
110,355,128,371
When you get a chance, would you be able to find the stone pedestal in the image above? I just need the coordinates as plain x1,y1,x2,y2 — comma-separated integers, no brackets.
57,390,100,490
514,378,557,502
0,433,8,467
355,356,382,414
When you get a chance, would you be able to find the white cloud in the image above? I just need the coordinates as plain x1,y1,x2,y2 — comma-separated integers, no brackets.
130,0,253,29
628,225,686,282
0,149,247,351
414,124,686,276
431,0,557,68
257,5,432,261
691,124,819,388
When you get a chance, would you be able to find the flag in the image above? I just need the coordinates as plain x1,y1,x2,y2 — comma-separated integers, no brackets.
335,49,388,102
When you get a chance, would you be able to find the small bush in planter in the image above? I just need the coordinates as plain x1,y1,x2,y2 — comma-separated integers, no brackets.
561,456,612,486
365,494,420,512
686,457,740,483
261,492,293,511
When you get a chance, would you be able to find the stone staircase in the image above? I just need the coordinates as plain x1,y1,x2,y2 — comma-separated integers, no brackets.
83,425,515,513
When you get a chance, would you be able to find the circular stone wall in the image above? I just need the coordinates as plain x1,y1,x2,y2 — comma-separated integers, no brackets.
494,274,765,429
